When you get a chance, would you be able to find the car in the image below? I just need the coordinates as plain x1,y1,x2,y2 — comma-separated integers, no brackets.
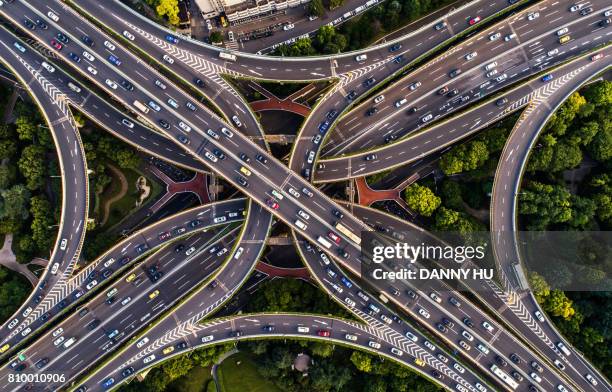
14,363,27,372
508,353,521,364
461,330,474,341
504,33,516,41
434,21,447,30
86,280,98,290
50,39,63,51
319,120,331,133
307,150,315,164
194,78,205,87
365,154,377,161
438,86,449,95
212,149,225,159
177,134,190,145
542,74,554,82
312,134,322,144
586,374,598,386
231,115,242,127
534,310,545,322
405,332,418,342
525,11,540,21
86,66,98,75
165,34,179,44
462,317,474,328
548,48,559,56
346,90,357,100
465,51,477,60
317,330,331,337
123,30,135,40
557,27,569,36
449,69,461,78
355,54,367,62
569,3,583,12
120,79,134,91
122,367,135,377
364,77,376,87
409,81,421,91
489,32,501,41
158,119,170,129
237,177,248,187
453,363,465,374
162,346,175,355
511,371,523,381
436,353,448,363
447,88,459,97
186,101,197,111
283,23,294,30
495,355,508,367
143,354,156,364
373,95,385,104
162,54,174,64
496,97,508,107
266,198,279,209
53,336,65,346
368,341,381,349
418,308,430,318
475,383,487,392
256,154,267,164
560,35,570,44
458,340,470,350
104,40,116,50
469,16,481,25
557,385,569,392
102,378,115,389
23,19,36,30
56,32,69,43
148,290,160,299
69,52,81,63
388,43,402,52
47,10,59,21
328,231,341,244
553,359,565,370
482,321,494,332
105,79,118,89
495,73,508,82
35,358,49,369
34,18,48,29
442,318,454,328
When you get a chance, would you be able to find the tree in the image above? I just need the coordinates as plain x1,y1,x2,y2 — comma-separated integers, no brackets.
30,196,54,253
586,125,611,162
544,290,575,319
0,140,17,160
529,272,550,303
439,140,489,175
311,342,334,357
210,31,223,44
0,185,30,220
568,121,599,146
156,0,180,25
519,182,572,229
545,92,587,136
350,351,373,372
583,80,612,108
18,145,46,190
115,149,141,170
0,164,16,189
404,183,441,217
548,141,582,172
309,0,325,17
14,116,37,141
328,0,344,10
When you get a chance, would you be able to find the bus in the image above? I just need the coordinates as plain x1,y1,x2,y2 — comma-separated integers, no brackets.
219,52,236,62
317,236,332,249
490,365,519,390
133,100,149,114
335,222,361,245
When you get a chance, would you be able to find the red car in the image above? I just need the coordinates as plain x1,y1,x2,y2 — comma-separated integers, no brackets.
468,16,481,25
266,198,279,210
50,39,62,50
591,53,603,61
328,231,341,244
317,330,331,337
158,231,171,241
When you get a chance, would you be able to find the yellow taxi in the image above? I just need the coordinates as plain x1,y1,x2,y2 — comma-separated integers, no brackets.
125,273,136,283
148,290,160,299
559,35,571,44
162,346,175,355
0,344,10,354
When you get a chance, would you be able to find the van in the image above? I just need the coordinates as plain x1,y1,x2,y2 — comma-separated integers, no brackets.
484,61,497,71
239,166,251,176
395,98,407,108
295,220,307,230
297,326,310,333
557,342,571,356
63,337,77,348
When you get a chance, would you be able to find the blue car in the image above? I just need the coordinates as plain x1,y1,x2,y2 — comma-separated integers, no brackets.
393,55,404,64
68,52,81,63
108,54,122,66
341,276,353,288
102,378,115,389
319,120,330,133
165,34,179,44
541,74,554,82
389,43,402,52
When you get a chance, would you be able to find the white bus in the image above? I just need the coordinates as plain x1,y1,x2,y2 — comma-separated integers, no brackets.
490,365,519,390
335,222,361,245
219,52,237,62
133,100,149,114
317,236,332,249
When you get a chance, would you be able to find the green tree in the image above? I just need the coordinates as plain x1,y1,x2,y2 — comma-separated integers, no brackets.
548,141,582,172
586,125,611,162
18,145,46,190
0,185,30,220
529,272,551,303
311,342,334,357
30,196,54,253
328,0,344,9
568,121,599,146
439,140,489,175
309,0,325,17
544,290,575,319
350,351,373,372
519,182,572,229
404,183,441,217
545,92,587,136
14,116,37,141
0,139,17,160
583,80,612,108
0,165,16,189
210,31,223,44
156,0,180,25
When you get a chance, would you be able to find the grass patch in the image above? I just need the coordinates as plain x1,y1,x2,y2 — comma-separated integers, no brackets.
167,364,213,392
217,352,281,392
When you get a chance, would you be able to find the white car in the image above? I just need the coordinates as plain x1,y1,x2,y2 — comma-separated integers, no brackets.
461,330,474,341
86,280,98,290
185,246,196,256
51,262,60,275
320,253,330,265
345,333,357,341
557,27,569,36
53,327,63,337
485,69,498,78
344,297,356,307
489,32,501,41
355,54,367,62
204,151,218,163
231,115,242,127
465,51,477,60
302,187,314,197
178,121,191,133
21,327,31,337
298,210,310,220
206,19,213,31
288,188,300,198
201,335,214,342
429,293,442,303
421,114,433,123
307,151,315,164
312,134,322,144
368,341,381,349
586,374,598,386
22,307,32,317
162,54,174,64
569,3,582,12
405,332,418,342
8,318,18,330
143,354,156,364
527,12,539,20
47,11,59,22
423,340,436,351
121,119,133,129
558,385,569,392
104,40,116,50
283,23,295,31
206,129,220,140
453,363,465,373
105,79,118,89
167,98,178,108
121,297,131,306
481,321,494,332
221,127,233,138
475,383,487,392
122,30,135,40
41,61,55,73
409,81,421,91
380,314,393,324
87,66,97,75
82,51,95,62
547,48,559,56
495,73,508,82
53,336,65,346
373,95,384,104
534,310,545,322
136,337,149,348
390,348,403,356
60,238,68,250
418,308,430,319
530,372,542,383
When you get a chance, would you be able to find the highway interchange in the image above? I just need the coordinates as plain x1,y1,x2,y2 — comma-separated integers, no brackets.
0,0,609,391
